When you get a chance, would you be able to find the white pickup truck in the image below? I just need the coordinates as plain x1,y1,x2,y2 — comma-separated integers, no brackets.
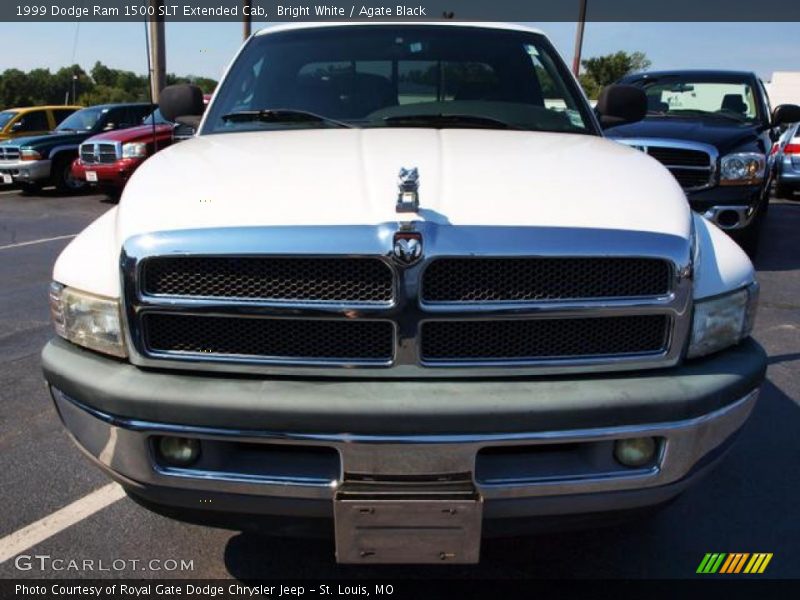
43,23,766,564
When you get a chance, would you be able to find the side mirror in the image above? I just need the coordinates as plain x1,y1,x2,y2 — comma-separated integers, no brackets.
160,84,205,129
596,84,647,128
772,104,800,127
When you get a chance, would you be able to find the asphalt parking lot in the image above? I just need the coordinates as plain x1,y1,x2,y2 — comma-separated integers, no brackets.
0,186,798,580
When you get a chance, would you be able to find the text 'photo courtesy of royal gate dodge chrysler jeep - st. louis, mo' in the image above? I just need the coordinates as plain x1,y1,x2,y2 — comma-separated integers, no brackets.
42,22,800,565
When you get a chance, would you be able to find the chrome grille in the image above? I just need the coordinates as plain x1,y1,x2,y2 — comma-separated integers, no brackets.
80,142,119,164
0,146,20,161
142,256,394,303
618,139,716,191
421,316,669,362
422,257,670,303
122,225,692,378
144,314,394,362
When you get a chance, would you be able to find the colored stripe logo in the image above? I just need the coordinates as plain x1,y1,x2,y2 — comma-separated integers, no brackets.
697,553,773,574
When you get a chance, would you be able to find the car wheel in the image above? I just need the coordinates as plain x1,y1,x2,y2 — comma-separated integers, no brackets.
53,156,86,194
19,182,42,196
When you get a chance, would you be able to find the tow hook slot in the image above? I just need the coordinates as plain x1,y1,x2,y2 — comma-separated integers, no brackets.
334,474,483,564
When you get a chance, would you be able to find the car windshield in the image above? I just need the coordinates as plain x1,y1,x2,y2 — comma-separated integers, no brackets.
56,107,106,132
142,108,172,125
634,77,760,123
203,26,594,135
0,111,18,129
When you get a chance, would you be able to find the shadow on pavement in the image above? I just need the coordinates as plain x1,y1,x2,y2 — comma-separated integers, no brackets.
755,201,800,272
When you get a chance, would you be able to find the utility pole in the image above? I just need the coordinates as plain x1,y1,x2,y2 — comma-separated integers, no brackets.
243,0,252,40
572,0,588,77
148,0,166,102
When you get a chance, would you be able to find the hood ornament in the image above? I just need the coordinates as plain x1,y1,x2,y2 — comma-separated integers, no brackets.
396,167,419,213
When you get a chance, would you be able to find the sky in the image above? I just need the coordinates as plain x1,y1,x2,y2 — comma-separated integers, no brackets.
0,21,796,82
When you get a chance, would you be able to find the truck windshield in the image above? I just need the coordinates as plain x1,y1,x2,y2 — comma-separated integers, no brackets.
634,78,761,123
142,109,172,125
56,107,106,132
203,26,594,135
0,111,17,129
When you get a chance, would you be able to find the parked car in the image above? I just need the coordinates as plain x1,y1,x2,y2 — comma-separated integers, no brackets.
45,23,768,565
71,99,210,197
607,70,800,255
71,109,175,198
0,105,81,143
774,121,800,199
0,103,155,194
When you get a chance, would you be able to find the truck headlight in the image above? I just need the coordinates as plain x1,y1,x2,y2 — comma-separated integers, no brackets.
49,282,127,358
687,283,759,358
719,152,765,186
20,148,42,161
121,142,147,158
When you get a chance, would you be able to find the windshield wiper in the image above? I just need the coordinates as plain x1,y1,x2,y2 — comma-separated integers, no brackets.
381,113,524,130
221,109,352,128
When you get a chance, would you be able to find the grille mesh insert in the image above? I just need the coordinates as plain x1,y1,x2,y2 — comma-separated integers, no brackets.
421,315,669,361
422,258,670,303
647,147,710,167
142,257,394,303
144,314,394,361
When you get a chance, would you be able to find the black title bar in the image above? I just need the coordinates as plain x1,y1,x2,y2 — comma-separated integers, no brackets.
4,0,800,22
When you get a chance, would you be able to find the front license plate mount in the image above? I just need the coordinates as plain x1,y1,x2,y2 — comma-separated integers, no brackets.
334,478,482,564
1,173,12,184
85,171,98,182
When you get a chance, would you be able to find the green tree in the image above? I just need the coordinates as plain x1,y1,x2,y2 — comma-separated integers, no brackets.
578,73,601,100
581,51,652,89
0,62,217,110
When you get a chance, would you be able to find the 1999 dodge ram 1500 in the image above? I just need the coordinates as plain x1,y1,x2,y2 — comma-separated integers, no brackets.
43,23,770,564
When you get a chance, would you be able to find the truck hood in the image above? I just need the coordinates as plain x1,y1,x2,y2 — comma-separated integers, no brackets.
84,124,174,143
607,117,762,155
116,128,691,244
3,130,91,150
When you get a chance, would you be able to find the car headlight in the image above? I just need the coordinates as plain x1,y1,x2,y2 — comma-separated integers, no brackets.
687,283,759,358
49,282,127,358
121,142,147,158
20,148,41,161
719,152,765,186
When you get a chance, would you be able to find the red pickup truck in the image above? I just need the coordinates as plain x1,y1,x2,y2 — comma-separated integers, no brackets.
72,100,208,197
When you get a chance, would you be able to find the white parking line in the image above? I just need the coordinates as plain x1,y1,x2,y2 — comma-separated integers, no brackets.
0,234,76,251
0,483,126,564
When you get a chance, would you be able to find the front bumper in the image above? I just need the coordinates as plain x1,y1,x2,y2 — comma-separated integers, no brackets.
72,158,142,189
688,184,764,231
43,337,766,524
0,159,51,182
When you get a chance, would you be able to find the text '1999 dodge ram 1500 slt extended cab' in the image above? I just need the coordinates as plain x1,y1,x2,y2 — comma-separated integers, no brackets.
43,23,768,564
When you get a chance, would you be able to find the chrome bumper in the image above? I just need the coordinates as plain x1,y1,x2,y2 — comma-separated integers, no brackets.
0,158,51,181
52,386,758,506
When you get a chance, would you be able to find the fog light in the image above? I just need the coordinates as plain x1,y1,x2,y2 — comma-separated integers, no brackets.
614,437,657,467
157,436,200,466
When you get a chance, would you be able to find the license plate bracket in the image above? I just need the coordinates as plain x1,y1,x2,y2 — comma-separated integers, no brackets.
334,480,482,564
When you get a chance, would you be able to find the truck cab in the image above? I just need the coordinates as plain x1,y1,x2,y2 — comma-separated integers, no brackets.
43,24,767,565
607,70,800,255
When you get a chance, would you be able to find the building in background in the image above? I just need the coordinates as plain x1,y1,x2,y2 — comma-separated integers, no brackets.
766,72,800,107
